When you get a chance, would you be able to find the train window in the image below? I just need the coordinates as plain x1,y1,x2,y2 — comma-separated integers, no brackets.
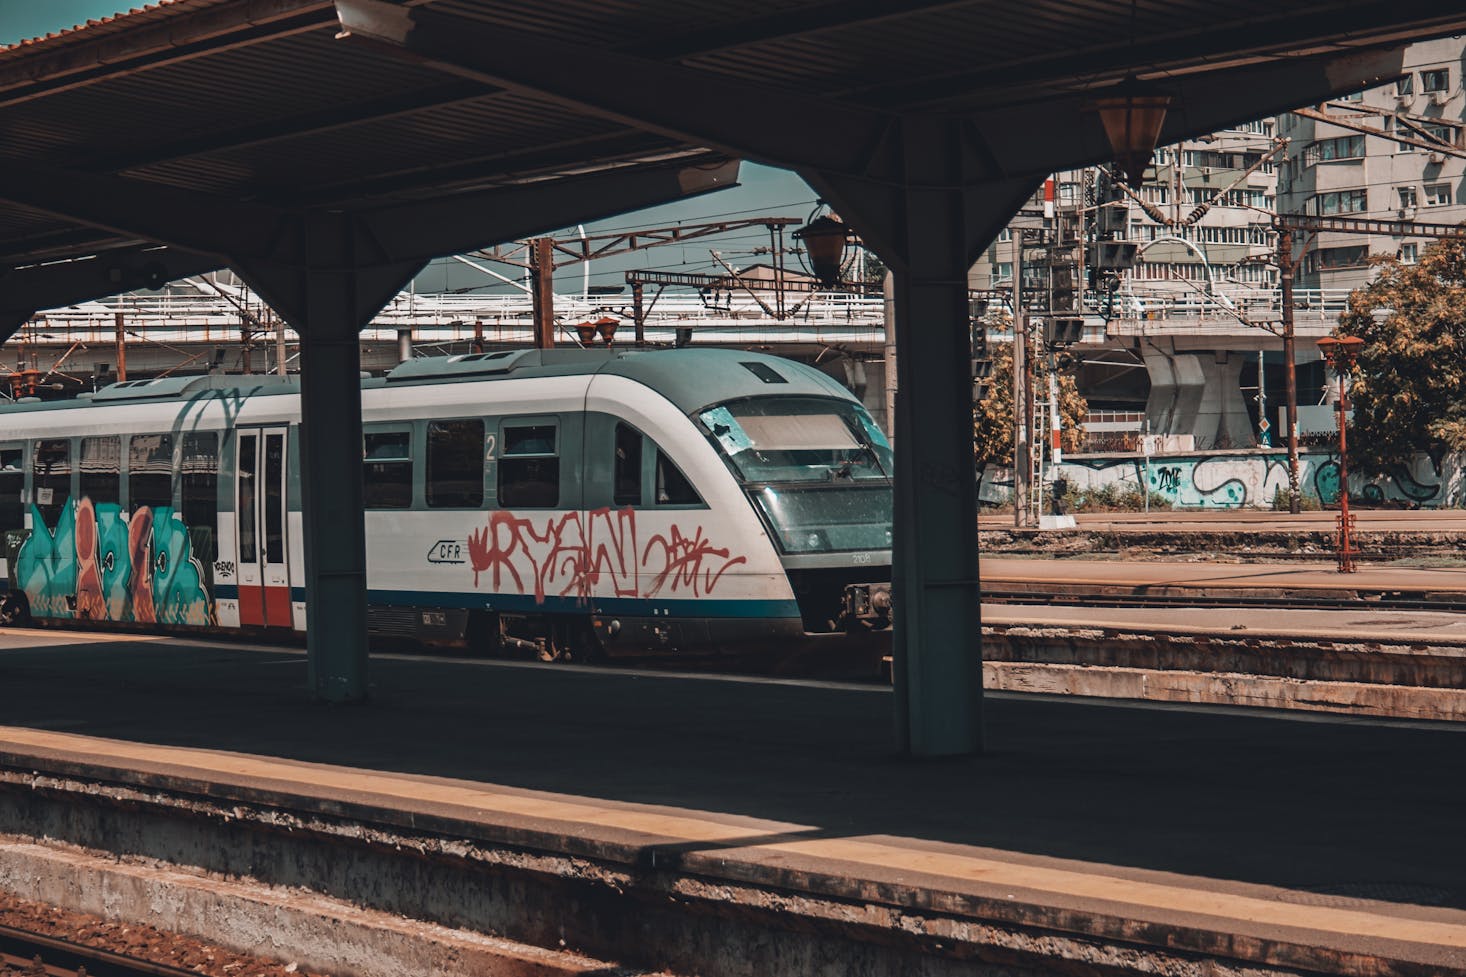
427,419,484,508
237,433,257,564
0,448,23,533
655,450,702,506
613,423,642,506
32,439,70,526
499,423,559,508
363,431,412,509
79,436,121,504
128,433,174,511
180,432,219,563
263,432,285,565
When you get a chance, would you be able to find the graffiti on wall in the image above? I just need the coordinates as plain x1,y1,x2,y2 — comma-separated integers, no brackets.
1054,450,1466,508
16,499,213,625
466,507,747,604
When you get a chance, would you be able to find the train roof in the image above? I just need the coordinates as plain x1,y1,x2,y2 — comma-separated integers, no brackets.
0,348,858,417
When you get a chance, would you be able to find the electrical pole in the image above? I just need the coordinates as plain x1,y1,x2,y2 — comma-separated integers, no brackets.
114,311,127,382
1012,237,1029,527
1278,223,1300,513
532,236,555,348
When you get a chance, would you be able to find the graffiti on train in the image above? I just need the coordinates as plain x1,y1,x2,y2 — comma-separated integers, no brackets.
16,498,213,625
1058,450,1466,508
466,507,748,604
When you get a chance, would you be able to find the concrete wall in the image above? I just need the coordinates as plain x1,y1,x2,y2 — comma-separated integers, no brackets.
979,449,1466,508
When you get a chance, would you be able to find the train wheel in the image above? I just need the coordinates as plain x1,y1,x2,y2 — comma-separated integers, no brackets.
465,610,506,658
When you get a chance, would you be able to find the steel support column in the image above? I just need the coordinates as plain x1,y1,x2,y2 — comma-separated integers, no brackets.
238,222,423,703
806,124,1036,756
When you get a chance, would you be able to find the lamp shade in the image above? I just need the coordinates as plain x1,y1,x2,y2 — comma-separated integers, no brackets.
794,214,849,288
1091,78,1171,185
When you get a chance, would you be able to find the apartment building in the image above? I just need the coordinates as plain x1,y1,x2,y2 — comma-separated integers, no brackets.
1277,37,1465,290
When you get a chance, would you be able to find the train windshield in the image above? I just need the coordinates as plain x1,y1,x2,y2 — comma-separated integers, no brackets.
699,396,893,483
699,396,893,554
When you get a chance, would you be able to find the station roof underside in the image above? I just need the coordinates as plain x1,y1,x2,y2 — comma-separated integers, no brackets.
0,0,1462,275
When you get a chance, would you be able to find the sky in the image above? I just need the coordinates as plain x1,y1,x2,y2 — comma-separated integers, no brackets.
0,1,820,294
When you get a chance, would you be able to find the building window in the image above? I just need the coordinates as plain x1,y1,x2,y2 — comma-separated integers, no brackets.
1396,74,1415,96
128,433,173,511
33,439,70,526
363,430,412,509
996,228,1012,242
1314,189,1368,215
426,419,485,508
1422,68,1450,93
498,422,558,509
1400,243,1420,264
1337,90,1364,102
1425,183,1453,206
993,262,1012,282
1302,135,1365,166
1397,186,1418,209
1314,246,1368,269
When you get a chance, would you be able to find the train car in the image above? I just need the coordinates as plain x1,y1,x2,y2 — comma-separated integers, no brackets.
0,348,893,659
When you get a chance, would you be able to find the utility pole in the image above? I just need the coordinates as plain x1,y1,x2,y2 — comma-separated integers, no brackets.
1277,223,1300,513
1012,237,1029,527
113,311,127,382
532,236,555,348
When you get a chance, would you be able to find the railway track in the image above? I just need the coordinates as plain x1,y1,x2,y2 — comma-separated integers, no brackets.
0,923,204,977
980,589,1466,613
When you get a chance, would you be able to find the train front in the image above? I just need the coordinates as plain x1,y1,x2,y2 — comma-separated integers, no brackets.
696,392,893,635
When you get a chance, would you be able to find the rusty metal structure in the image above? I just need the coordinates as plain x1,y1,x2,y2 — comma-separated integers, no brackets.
0,0,1463,755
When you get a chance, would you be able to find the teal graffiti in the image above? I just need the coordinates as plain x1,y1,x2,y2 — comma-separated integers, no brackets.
150,506,211,626
15,501,77,618
16,497,212,626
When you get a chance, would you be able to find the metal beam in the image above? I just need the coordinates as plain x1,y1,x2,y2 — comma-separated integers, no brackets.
361,158,741,262
1,246,221,313
0,160,289,265
967,46,1408,180
333,0,896,177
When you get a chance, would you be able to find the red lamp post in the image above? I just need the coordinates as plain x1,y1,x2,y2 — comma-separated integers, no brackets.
1316,335,1364,572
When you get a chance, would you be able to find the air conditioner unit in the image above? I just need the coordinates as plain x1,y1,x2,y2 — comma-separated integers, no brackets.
1431,89,1451,105
1428,151,1447,165
1399,207,1417,219
1396,91,1416,106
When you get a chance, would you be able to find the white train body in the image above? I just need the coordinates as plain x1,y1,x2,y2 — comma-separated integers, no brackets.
0,348,893,657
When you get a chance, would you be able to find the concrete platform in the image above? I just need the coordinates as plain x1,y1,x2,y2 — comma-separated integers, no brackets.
980,555,1466,597
0,629,1463,975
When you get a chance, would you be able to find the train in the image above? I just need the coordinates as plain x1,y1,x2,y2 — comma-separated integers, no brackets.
0,347,893,660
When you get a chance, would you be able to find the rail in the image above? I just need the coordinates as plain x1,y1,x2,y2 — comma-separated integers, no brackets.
0,922,204,977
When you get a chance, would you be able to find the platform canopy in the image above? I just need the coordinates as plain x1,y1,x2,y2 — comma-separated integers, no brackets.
0,0,1462,752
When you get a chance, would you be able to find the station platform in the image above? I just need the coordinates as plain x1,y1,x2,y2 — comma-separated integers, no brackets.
979,555,1466,598
0,628,1463,975
980,509,1466,534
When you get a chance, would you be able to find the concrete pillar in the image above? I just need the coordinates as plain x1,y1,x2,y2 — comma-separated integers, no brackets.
1193,352,1254,449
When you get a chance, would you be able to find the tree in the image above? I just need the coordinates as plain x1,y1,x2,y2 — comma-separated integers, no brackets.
1336,238,1466,476
973,316,1088,472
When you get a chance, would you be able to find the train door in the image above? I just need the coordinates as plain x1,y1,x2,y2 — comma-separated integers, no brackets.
234,426,291,627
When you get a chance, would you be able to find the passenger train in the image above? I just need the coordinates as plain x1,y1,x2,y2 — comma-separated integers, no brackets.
0,348,893,659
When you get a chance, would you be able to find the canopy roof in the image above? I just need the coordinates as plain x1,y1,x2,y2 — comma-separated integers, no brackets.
0,0,1460,272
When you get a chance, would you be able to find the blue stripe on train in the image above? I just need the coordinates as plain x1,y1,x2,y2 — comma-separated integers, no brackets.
213,584,799,620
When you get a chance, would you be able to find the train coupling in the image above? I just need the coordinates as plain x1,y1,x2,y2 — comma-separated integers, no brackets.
840,582,892,630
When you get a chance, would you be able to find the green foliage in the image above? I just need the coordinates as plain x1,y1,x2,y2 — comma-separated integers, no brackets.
973,315,1088,469
1065,483,1172,511
1336,239,1466,476
1270,487,1322,512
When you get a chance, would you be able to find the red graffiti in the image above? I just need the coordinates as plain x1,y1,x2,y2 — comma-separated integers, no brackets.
642,525,748,598
466,507,745,604
74,497,105,620
127,507,155,624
